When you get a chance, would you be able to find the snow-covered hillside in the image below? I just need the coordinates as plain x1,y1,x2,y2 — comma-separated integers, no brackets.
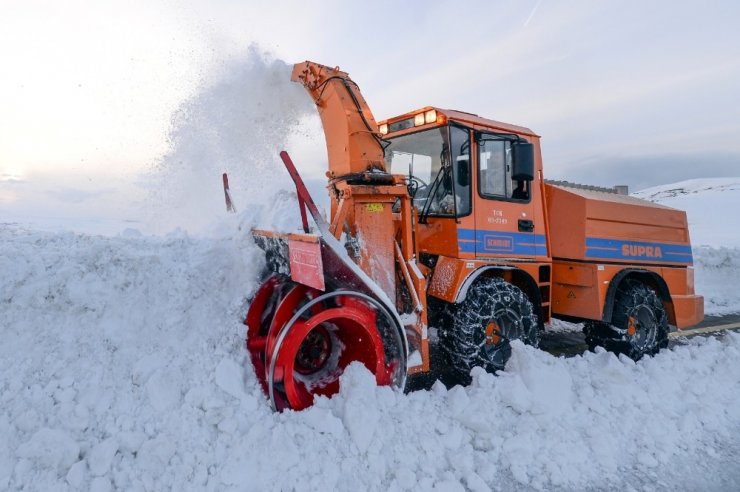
634,177,740,248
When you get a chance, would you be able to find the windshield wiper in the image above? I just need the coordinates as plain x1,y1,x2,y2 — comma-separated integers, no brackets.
419,164,451,224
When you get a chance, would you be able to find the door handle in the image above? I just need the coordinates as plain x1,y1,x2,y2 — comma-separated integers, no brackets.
518,219,534,232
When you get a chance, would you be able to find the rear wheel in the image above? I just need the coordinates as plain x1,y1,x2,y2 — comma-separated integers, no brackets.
439,277,539,377
584,279,668,360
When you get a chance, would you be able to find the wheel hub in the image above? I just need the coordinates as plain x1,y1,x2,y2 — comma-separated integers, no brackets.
628,306,657,349
483,308,522,368
294,325,332,375
485,321,502,345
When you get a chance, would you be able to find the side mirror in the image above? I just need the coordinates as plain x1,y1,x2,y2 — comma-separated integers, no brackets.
512,142,534,181
456,156,470,187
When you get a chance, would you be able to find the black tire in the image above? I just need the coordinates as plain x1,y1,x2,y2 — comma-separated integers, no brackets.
584,279,669,360
439,277,539,376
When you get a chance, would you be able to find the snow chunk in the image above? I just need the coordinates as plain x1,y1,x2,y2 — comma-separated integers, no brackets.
146,369,182,411
90,476,112,492
136,436,176,473
505,341,573,416
215,357,246,400
17,428,80,473
66,460,86,487
87,438,118,476
338,363,380,453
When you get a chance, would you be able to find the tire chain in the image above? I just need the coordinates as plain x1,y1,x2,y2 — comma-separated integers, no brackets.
439,277,539,374
584,279,668,360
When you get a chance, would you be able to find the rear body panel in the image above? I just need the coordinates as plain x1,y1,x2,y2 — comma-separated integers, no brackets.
545,183,702,328
552,260,703,328
545,184,692,265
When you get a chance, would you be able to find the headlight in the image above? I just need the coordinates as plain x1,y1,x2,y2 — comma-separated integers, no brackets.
424,109,437,124
379,123,388,135
414,113,425,126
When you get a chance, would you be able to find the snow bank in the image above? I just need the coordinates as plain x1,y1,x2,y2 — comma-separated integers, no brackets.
0,225,261,490
2,226,740,491
693,245,740,316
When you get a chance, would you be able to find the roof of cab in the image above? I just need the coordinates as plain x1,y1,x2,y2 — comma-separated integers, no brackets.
379,106,539,138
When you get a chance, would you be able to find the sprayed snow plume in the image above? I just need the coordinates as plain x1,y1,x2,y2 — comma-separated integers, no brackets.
145,47,314,235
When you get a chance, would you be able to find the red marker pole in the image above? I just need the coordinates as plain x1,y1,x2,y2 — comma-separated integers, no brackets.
222,173,236,213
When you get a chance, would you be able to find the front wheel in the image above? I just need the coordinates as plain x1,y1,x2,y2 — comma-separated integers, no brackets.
439,277,539,376
584,279,669,360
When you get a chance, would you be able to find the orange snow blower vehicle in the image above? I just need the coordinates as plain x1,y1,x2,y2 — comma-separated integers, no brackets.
246,61,703,411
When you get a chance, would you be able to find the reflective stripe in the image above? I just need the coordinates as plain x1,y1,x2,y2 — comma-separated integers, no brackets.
457,228,547,256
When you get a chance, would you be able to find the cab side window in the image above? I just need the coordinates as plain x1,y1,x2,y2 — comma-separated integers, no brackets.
478,138,529,201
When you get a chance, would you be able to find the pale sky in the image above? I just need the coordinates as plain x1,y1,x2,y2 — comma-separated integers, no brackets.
2,0,739,195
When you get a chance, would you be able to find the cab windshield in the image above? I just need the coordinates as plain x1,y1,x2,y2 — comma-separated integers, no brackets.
385,126,470,217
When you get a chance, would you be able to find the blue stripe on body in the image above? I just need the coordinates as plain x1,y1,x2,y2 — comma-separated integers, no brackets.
456,228,548,256
585,237,693,264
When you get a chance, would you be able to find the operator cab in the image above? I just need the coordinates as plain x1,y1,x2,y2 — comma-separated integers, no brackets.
380,108,545,261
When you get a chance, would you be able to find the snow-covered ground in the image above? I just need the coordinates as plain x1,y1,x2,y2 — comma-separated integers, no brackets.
1,222,739,491
0,220,738,491
2,55,739,490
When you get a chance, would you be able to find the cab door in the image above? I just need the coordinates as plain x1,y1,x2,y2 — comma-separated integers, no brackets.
473,134,540,259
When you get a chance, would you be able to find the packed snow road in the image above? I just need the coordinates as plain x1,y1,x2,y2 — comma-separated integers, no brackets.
1,225,739,491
